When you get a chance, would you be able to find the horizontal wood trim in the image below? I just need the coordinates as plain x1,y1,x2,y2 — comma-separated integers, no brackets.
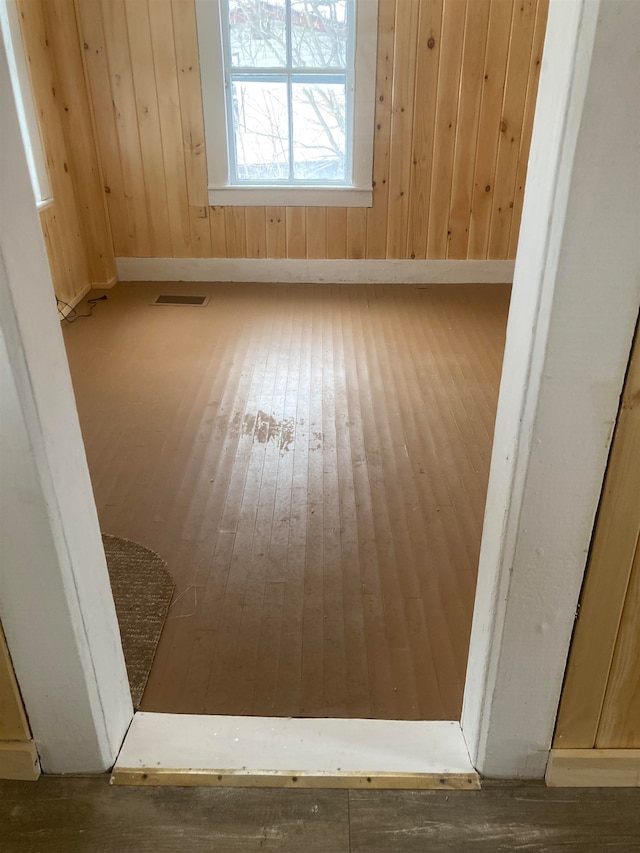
115,257,515,284
0,741,40,782
546,749,640,788
112,768,480,790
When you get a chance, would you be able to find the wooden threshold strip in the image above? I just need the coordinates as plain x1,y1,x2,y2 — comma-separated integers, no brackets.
111,713,480,790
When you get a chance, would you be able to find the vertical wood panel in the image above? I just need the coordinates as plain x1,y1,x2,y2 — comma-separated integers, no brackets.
596,539,640,748
124,0,172,257
245,207,267,259
148,0,193,257
0,625,30,742
508,0,548,257
385,0,420,257
486,0,537,258
266,207,286,258
326,208,347,259
43,0,115,284
347,209,367,260
18,0,91,301
446,0,491,259
365,0,396,259
100,0,152,256
425,0,467,259
306,208,327,259
405,0,443,260
77,0,129,255
286,207,307,259
467,0,514,259
554,332,640,749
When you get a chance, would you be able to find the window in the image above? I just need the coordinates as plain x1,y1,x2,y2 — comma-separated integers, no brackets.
196,0,378,206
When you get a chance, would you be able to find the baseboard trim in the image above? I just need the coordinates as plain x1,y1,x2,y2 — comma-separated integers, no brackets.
116,257,514,285
0,741,40,781
57,284,91,319
112,713,480,790
546,749,640,787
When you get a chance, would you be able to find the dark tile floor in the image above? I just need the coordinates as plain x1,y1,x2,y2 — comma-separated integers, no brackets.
1,778,639,852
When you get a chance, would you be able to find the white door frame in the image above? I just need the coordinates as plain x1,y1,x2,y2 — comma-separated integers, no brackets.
1,0,638,777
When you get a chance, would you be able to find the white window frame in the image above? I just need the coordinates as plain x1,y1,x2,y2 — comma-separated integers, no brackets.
0,0,52,210
196,0,378,207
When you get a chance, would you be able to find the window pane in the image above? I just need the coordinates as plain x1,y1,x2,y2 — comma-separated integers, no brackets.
290,0,349,68
228,0,287,67
232,79,289,180
292,79,346,181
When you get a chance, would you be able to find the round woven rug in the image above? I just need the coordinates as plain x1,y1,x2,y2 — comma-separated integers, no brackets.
102,534,175,709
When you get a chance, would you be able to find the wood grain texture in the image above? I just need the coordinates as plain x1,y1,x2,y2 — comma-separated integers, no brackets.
0,625,30,742
2,778,640,852
62,281,509,720
546,749,640,788
16,0,115,304
0,743,39,782
75,0,548,260
554,331,640,748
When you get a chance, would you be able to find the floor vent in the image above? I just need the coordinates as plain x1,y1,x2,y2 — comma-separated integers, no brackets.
152,294,210,307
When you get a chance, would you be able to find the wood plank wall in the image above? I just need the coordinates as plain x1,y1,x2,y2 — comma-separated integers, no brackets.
554,328,640,750
76,0,548,261
16,0,115,305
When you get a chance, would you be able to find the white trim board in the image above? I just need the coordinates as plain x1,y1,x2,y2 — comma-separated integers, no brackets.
116,258,514,285
112,714,479,790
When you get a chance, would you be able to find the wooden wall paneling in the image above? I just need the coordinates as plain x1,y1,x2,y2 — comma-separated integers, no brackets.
405,0,443,260
446,0,491,260
39,206,69,303
365,0,396,259
172,0,211,256
286,207,307,259
597,539,640,748
385,0,420,258
266,207,287,258
346,209,367,259
42,0,115,285
306,208,327,259
467,0,514,259
124,0,173,257
245,207,267,259
0,625,30,742
76,0,130,256
76,0,548,262
148,0,194,257
507,0,548,258
425,0,467,259
100,0,152,257
486,0,538,259
18,0,90,302
554,331,640,748
326,208,347,259
224,208,247,257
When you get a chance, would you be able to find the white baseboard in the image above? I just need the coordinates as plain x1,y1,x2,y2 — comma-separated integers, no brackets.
116,257,514,285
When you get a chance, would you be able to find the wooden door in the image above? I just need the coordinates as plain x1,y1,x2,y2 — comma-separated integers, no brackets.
547,322,640,785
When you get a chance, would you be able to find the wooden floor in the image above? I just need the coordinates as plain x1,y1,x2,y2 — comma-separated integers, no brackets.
63,282,509,720
2,778,639,852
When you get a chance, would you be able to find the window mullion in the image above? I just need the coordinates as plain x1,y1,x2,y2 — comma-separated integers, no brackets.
286,0,294,184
